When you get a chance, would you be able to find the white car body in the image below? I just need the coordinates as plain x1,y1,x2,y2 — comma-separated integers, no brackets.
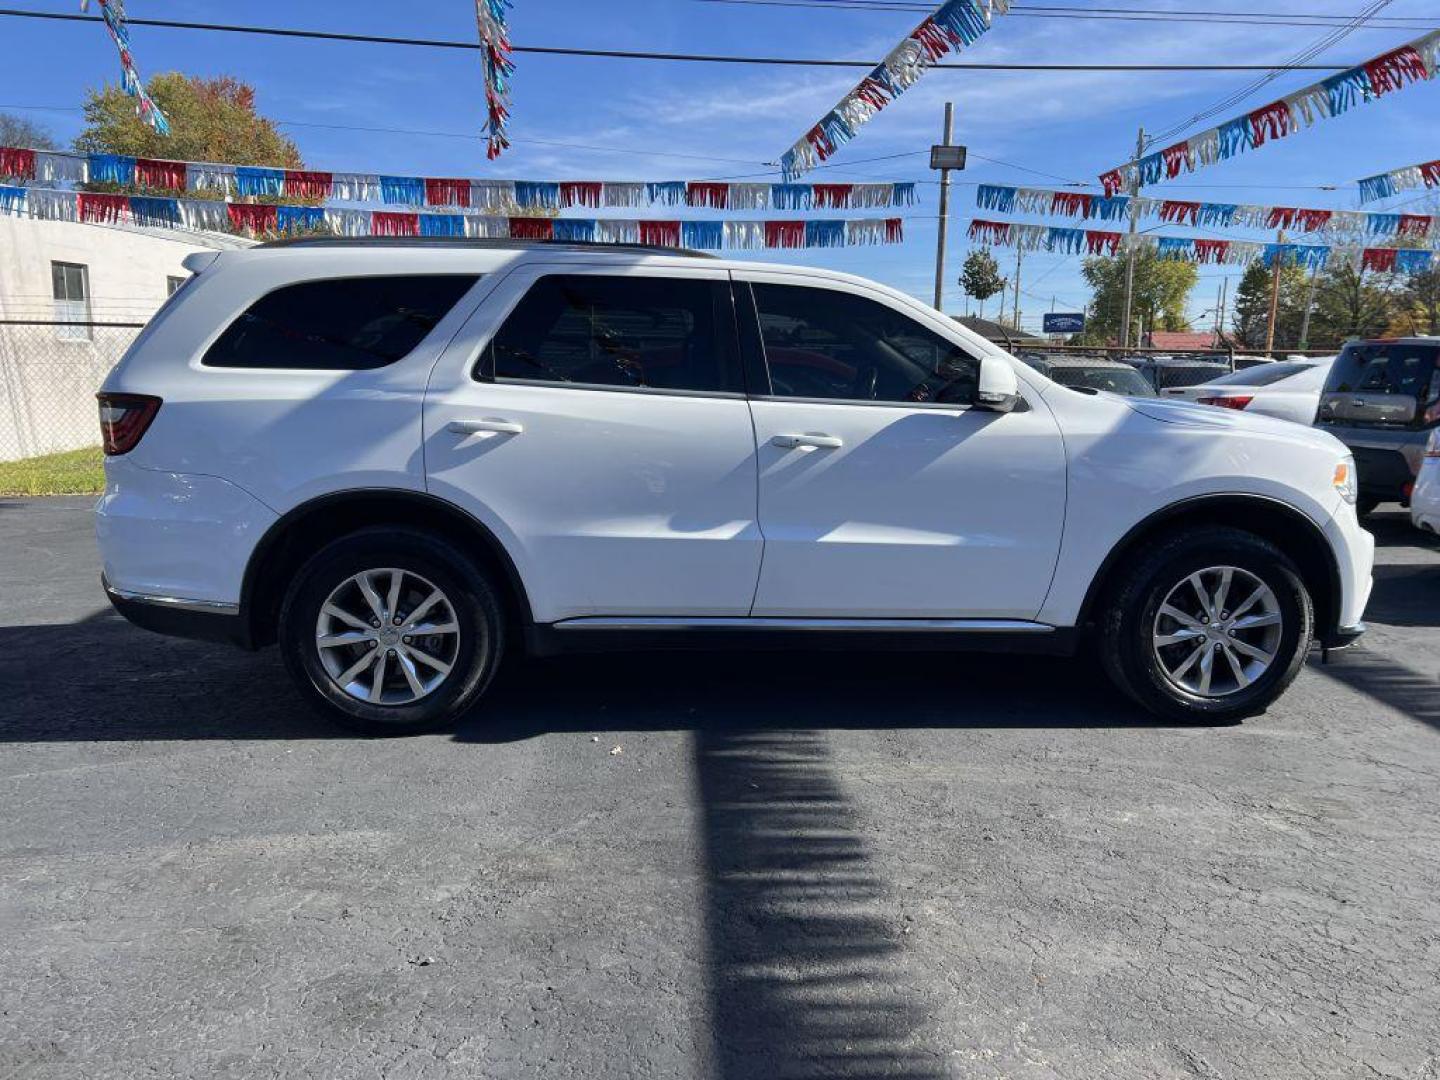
95,240,1374,724
1413,429,1440,535
1168,358,1333,424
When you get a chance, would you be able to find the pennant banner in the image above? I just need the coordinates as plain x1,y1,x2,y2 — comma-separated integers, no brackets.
977,183,1440,243
0,183,905,249
1098,30,1440,194
967,216,1432,273
779,0,1010,181
81,0,170,135
474,0,515,159
0,144,918,212
1356,157,1440,203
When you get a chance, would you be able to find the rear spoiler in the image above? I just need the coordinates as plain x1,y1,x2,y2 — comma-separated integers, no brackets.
181,251,220,275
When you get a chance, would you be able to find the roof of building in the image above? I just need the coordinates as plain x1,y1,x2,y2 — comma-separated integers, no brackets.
1147,330,1220,351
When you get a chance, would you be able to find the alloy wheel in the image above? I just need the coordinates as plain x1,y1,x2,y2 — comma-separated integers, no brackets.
1151,565,1283,699
314,568,461,705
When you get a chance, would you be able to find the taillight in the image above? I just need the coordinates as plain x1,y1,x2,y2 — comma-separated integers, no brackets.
1196,395,1253,410
97,392,161,455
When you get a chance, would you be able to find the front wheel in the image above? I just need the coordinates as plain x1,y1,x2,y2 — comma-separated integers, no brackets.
1099,527,1313,723
279,527,505,735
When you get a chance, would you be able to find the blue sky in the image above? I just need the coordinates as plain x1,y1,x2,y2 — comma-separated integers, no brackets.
4,0,1439,332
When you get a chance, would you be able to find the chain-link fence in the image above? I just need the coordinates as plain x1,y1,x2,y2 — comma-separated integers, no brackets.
0,320,143,461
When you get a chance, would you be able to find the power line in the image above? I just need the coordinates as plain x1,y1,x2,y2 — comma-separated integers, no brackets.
0,7,1386,72
693,0,1440,30
1144,0,1397,146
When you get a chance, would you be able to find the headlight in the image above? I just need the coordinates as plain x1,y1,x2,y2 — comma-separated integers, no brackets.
1333,457,1357,505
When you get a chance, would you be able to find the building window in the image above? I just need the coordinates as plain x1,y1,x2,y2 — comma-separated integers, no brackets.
51,261,91,341
166,275,187,296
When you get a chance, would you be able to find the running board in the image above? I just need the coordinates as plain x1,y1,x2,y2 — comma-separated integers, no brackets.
527,616,1074,658
551,616,1054,633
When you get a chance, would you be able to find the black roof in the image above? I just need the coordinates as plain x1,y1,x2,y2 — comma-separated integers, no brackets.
256,236,719,259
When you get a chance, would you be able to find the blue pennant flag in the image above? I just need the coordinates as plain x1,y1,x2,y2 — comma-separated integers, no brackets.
88,153,136,186
681,220,723,249
553,218,597,243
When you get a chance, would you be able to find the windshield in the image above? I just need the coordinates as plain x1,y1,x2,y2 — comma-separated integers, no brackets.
1050,365,1156,397
1326,342,1440,399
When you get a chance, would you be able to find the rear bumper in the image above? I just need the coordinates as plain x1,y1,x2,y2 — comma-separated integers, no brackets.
103,575,254,648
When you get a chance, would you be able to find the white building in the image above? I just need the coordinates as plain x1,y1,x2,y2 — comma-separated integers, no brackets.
0,217,249,461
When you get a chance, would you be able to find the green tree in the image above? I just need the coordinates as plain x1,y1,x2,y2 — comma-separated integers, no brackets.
1230,261,1310,350
1307,263,1396,349
75,73,301,172
0,111,59,150
960,248,1005,319
1077,249,1197,344
1392,266,1440,337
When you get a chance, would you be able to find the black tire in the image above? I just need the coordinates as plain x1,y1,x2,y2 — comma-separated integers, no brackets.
279,527,505,736
1098,527,1313,724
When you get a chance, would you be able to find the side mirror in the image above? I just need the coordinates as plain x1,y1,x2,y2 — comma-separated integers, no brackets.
975,355,1021,413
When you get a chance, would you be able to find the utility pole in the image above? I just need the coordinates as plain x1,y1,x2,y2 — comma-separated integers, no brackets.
1012,245,1023,329
1215,277,1228,340
1297,264,1321,351
1264,230,1286,357
1119,126,1145,350
932,102,955,311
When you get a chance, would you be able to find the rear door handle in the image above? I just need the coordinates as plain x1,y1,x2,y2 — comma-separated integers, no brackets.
448,418,524,435
771,433,843,450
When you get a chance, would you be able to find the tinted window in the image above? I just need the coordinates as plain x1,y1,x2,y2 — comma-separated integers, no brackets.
203,275,478,370
1049,365,1155,397
1326,343,1440,399
750,283,979,405
489,275,737,393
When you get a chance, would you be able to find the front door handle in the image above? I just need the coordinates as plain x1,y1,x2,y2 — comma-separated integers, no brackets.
448,418,524,435
772,433,843,450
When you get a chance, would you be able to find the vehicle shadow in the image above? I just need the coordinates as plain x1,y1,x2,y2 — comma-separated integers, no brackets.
1,610,1174,744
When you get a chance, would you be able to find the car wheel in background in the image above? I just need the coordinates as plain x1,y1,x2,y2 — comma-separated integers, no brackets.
279,527,505,735
1099,527,1313,724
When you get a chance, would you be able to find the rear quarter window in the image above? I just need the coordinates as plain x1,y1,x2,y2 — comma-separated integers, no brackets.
202,275,479,370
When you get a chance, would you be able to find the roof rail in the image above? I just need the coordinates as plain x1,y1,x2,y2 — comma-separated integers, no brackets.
256,236,719,259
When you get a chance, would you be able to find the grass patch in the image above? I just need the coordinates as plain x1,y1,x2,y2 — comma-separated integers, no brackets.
0,446,105,496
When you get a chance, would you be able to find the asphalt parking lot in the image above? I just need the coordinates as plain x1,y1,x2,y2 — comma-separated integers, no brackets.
2,496,1438,1080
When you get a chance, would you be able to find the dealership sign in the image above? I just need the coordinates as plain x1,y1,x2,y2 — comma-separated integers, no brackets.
1043,312,1086,333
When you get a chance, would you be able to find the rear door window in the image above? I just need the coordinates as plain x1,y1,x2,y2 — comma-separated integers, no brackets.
486,275,740,393
203,275,479,370
1326,343,1439,398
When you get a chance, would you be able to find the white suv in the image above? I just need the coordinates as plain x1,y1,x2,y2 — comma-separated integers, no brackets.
96,238,1374,733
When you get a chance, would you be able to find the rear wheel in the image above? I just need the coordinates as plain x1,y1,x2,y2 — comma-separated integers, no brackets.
279,527,505,735
1099,527,1312,723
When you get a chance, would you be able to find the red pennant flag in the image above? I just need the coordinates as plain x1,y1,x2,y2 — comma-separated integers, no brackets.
425,178,471,208
0,146,36,181
812,184,854,209
765,220,806,248
1361,247,1398,273
285,171,334,200
373,211,420,236
227,202,278,235
78,192,129,223
1194,239,1230,264
1365,45,1428,95
1161,142,1190,179
685,182,730,209
135,158,186,190
639,220,681,248
1267,207,1299,230
509,217,554,241
559,181,602,208
1086,230,1121,255
1399,214,1432,239
1160,201,1200,225
1249,100,1295,147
